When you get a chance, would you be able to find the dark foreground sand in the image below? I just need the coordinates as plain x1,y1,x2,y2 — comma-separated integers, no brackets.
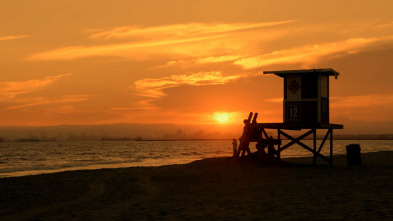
1,152,393,220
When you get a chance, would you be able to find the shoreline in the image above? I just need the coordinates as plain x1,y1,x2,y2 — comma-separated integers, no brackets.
1,151,393,219
0,150,388,179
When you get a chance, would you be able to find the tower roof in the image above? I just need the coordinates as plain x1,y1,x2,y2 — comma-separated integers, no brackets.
263,68,340,78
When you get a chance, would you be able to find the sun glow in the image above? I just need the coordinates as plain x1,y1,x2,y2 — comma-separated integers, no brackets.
214,112,230,123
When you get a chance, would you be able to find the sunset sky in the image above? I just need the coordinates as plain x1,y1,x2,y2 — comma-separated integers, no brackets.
1,0,393,133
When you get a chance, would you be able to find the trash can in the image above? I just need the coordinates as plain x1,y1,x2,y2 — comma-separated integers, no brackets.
346,144,361,165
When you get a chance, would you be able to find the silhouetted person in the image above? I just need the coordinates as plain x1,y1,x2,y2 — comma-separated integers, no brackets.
268,136,276,159
255,141,268,160
232,138,237,157
235,119,252,158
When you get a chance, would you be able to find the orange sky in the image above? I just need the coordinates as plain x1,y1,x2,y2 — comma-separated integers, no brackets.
1,0,393,133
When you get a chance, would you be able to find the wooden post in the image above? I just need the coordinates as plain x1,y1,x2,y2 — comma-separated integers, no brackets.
313,129,317,165
277,129,281,160
247,112,253,122
252,112,258,123
330,129,333,165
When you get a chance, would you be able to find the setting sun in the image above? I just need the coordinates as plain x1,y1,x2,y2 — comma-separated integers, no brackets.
214,113,230,123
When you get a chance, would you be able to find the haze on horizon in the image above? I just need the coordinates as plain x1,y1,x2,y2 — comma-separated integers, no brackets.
1,0,393,134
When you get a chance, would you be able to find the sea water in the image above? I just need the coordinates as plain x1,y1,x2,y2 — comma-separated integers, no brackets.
0,140,392,178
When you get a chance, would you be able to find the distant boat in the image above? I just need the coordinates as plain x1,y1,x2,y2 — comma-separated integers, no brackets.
17,137,56,142
18,138,40,142
101,137,133,141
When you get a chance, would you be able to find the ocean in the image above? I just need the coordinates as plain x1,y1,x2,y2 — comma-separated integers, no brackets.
1,140,393,178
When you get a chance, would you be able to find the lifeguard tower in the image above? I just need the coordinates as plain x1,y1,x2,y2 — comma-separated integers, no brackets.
235,68,343,165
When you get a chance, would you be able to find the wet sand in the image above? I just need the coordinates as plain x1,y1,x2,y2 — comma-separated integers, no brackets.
1,151,393,220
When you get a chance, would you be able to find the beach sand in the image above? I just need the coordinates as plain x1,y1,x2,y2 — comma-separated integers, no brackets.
1,152,393,220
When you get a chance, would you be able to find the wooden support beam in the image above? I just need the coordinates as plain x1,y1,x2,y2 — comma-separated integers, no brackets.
313,129,317,165
317,129,331,154
295,139,330,162
279,129,330,163
261,128,269,140
278,129,314,152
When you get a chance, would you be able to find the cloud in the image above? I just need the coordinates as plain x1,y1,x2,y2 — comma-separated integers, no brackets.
196,55,242,64
28,21,295,61
375,21,393,30
0,73,88,110
134,72,241,98
27,20,393,68
28,35,228,61
234,37,383,69
90,21,296,40
0,35,28,41
111,107,157,111
5,95,91,110
265,98,282,103
329,94,393,122
331,94,393,108
0,73,72,100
